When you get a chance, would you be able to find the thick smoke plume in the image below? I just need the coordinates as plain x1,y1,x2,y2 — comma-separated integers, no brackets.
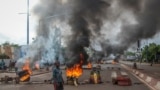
115,0,160,54
118,0,142,11
16,0,160,67
65,0,109,66
16,0,69,67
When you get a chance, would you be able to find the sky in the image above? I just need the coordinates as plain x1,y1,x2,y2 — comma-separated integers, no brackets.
0,0,39,45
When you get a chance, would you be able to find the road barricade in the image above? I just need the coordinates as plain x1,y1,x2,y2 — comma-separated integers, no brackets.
111,71,132,86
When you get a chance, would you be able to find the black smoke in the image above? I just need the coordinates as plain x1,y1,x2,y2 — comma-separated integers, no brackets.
31,0,160,66
116,0,160,54
33,0,69,38
118,0,142,11
65,0,110,66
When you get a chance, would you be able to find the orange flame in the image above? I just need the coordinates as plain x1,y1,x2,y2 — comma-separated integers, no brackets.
87,62,92,69
112,60,116,64
22,60,32,75
20,59,32,82
35,62,40,70
66,54,84,78
20,74,30,82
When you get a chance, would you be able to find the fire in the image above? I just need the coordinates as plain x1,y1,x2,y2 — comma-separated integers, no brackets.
20,74,30,82
112,60,116,64
66,54,84,78
22,60,32,75
87,62,92,69
35,62,40,70
20,60,32,82
89,67,101,84
66,64,83,78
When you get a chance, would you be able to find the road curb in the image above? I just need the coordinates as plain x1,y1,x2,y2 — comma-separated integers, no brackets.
121,64,160,90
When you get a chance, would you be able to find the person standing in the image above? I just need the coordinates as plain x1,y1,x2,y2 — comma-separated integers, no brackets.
9,60,12,71
1,59,5,70
52,61,64,90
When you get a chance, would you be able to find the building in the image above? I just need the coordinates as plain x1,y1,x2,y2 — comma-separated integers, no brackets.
0,45,21,60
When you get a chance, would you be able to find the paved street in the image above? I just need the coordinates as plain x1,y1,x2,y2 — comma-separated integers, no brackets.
120,61,160,90
0,63,151,90
120,61,160,80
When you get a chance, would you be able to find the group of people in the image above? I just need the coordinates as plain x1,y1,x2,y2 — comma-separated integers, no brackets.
0,58,64,90
0,59,16,71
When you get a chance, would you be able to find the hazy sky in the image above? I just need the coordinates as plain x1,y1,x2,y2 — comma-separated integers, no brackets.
0,0,39,45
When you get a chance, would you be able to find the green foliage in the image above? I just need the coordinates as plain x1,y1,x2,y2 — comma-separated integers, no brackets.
125,51,135,56
1,41,20,47
157,45,160,52
141,43,160,62
0,54,10,59
2,41,10,46
10,43,20,47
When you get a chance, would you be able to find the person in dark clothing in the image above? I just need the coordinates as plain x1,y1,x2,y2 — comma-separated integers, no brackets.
9,60,12,71
52,60,64,90
0,59,6,70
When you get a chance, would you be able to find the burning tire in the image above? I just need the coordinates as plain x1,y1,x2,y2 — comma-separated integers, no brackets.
18,70,31,82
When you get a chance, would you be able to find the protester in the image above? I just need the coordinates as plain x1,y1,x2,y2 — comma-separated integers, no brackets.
0,59,6,70
9,60,12,71
52,59,64,90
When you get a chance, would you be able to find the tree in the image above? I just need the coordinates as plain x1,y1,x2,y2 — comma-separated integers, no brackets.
141,45,149,62
0,54,10,59
10,43,20,47
125,51,136,56
1,41,20,47
141,43,160,64
2,41,10,46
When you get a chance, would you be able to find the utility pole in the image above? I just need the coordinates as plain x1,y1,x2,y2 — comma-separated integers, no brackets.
27,0,30,45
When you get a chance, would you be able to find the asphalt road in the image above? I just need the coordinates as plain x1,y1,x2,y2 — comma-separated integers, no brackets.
0,64,151,90
120,61,160,80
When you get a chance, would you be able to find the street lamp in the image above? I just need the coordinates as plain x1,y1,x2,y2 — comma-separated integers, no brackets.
27,0,29,45
18,0,30,45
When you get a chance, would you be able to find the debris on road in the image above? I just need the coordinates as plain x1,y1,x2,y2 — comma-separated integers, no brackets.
111,71,132,86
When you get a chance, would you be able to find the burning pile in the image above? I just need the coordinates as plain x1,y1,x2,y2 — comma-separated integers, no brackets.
89,67,102,84
34,62,40,70
87,61,92,69
66,54,84,86
18,60,32,82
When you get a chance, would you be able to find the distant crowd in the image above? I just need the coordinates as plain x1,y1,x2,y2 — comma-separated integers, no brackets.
0,59,16,71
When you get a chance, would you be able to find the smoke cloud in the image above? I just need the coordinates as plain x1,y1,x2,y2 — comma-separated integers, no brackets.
16,0,70,67
118,0,142,11
16,0,160,67
65,0,110,66
115,0,160,54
